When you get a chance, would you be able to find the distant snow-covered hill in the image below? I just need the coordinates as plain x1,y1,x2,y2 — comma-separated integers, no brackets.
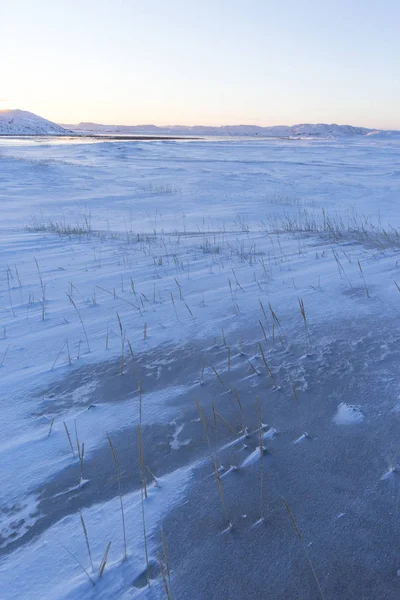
0,110,68,135
2,110,398,138
62,121,399,138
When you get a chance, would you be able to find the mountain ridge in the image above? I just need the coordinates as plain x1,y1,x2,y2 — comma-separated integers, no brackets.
62,120,398,138
0,109,398,138
0,109,68,135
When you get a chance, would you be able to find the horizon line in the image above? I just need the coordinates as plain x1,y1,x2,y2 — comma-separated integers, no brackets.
1,108,398,132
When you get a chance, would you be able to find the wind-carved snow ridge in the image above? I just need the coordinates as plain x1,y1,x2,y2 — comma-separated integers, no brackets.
0,494,40,550
333,403,365,425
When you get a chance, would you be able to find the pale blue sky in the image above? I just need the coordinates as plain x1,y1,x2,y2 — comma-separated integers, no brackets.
1,0,399,127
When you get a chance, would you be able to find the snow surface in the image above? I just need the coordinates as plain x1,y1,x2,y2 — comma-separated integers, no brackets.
0,110,68,136
333,403,365,425
2,136,400,598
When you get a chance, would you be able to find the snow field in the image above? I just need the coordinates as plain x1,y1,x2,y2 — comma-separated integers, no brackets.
2,137,400,598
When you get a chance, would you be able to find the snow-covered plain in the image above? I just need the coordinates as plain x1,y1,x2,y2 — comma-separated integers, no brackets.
2,136,400,598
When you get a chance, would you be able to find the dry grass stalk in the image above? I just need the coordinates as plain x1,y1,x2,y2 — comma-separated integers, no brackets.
14,264,22,288
139,380,143,424
213,462,232,529
290,378,307,435
228,279,240,314
34,257,46,320
79,511,94,572
259,299,271,336
75,420,81,461
140,472,151,587
174,276,183,300
138,423,148,499
259,424,264,521
195,396,213,459
259,320,267,342
0,344,10,367
106,432,127,560
97,284,140,313
247,359,260,375
255,395,267,524
66,293,90,352
120,331,126,375
258,343,276,383
331,247,352,287
222,328,226,346
256,396,263,428
79,442,85,483
171,292,179,320
268,303,284,344
212,402,218,428
63,421,75,457
195,398,231,527
391,442,400,471
298,297,311,355
233,387,243,413
55,538,95,586
116,312,123,336
232,268,245,292
161,528,171,582
158,554,171,600
357,259,370,298
52,341,66,370
6,268,16,317
200,355,207,383
210,364,228,389
212,403,237,435
281,497,325,600
47,417,55,437
146,465,160,487
66,339,72,365
116,312,125,374
184,302,194,318
99,541,112,578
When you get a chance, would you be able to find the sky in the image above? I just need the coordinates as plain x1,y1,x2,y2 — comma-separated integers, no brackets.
1,0,400,128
